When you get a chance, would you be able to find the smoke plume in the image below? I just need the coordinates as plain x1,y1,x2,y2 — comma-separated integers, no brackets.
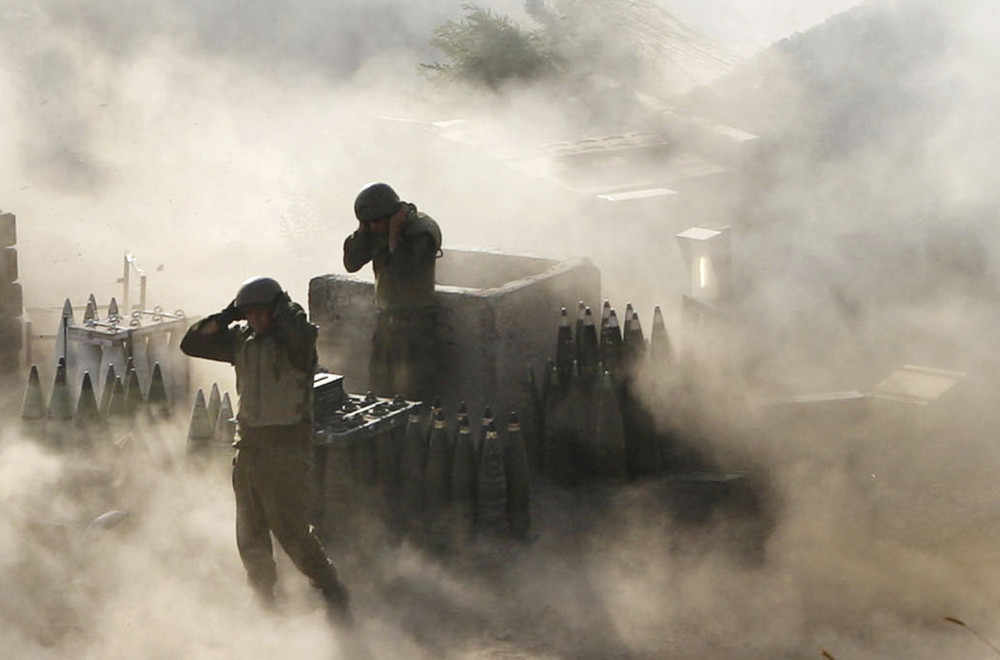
3,0,1000,657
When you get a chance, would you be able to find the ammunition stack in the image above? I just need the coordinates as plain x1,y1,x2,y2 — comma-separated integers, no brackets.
184,382,236,456
52,296,189,406
293,298,690,548
21,356,176,450
529,299,677,486
20,293,188,448
306,374,533,547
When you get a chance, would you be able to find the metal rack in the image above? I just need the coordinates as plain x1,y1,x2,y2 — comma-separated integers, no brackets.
313,373,421,447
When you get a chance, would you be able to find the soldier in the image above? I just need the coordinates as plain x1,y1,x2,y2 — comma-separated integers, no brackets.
343,182,443,401
179,276,351,624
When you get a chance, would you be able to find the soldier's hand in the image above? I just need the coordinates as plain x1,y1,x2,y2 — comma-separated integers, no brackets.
272,291,293,317
199,300,238,335
272,293,300,332
214,299,243,327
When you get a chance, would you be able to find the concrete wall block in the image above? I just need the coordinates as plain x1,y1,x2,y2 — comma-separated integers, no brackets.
309,275,376,392
436,290,499,411
492,258,600,413
0,316,22,352
0,246,16,284
0,213,14,248
437,248,556,290
0,348,18,373
0,282,23,318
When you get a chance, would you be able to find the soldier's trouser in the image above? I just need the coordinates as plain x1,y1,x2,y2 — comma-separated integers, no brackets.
369,307,439,402
232,422,338,597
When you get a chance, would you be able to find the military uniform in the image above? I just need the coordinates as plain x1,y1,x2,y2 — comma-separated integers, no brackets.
180,299,344,606
343,203,442,401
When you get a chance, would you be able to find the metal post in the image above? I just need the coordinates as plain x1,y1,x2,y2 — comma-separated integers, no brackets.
24,319,31,367
122,252,131,314
140,275,147,311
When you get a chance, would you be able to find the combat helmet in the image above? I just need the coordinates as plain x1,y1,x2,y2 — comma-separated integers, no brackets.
235,276,283,309
354,182,401,223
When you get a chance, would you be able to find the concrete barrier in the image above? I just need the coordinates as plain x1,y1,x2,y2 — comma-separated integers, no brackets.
309,247,601,416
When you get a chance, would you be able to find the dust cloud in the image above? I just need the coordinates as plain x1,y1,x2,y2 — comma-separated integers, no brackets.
4,0,1000,658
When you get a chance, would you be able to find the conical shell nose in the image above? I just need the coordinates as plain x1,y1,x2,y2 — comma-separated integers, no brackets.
21,365,46,419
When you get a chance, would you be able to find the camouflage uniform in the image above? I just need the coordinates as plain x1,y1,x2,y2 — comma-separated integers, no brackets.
343,203,443,401
180,300,344,605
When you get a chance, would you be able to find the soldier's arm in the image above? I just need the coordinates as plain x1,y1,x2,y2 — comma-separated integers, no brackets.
343,225,376,273
400,211,442,264
179,312,239,364
273,301,318,373
408,233,439,271
388,210,441,270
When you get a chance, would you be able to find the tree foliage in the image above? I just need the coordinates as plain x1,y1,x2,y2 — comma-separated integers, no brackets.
422,4,559,90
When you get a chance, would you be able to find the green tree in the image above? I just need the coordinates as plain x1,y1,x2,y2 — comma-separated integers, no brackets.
422,4,560,90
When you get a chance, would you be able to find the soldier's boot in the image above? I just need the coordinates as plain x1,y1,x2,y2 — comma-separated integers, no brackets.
321,578,353,628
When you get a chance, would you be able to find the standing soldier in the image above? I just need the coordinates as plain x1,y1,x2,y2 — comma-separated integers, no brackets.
179,276,351,624
343,182,443,402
